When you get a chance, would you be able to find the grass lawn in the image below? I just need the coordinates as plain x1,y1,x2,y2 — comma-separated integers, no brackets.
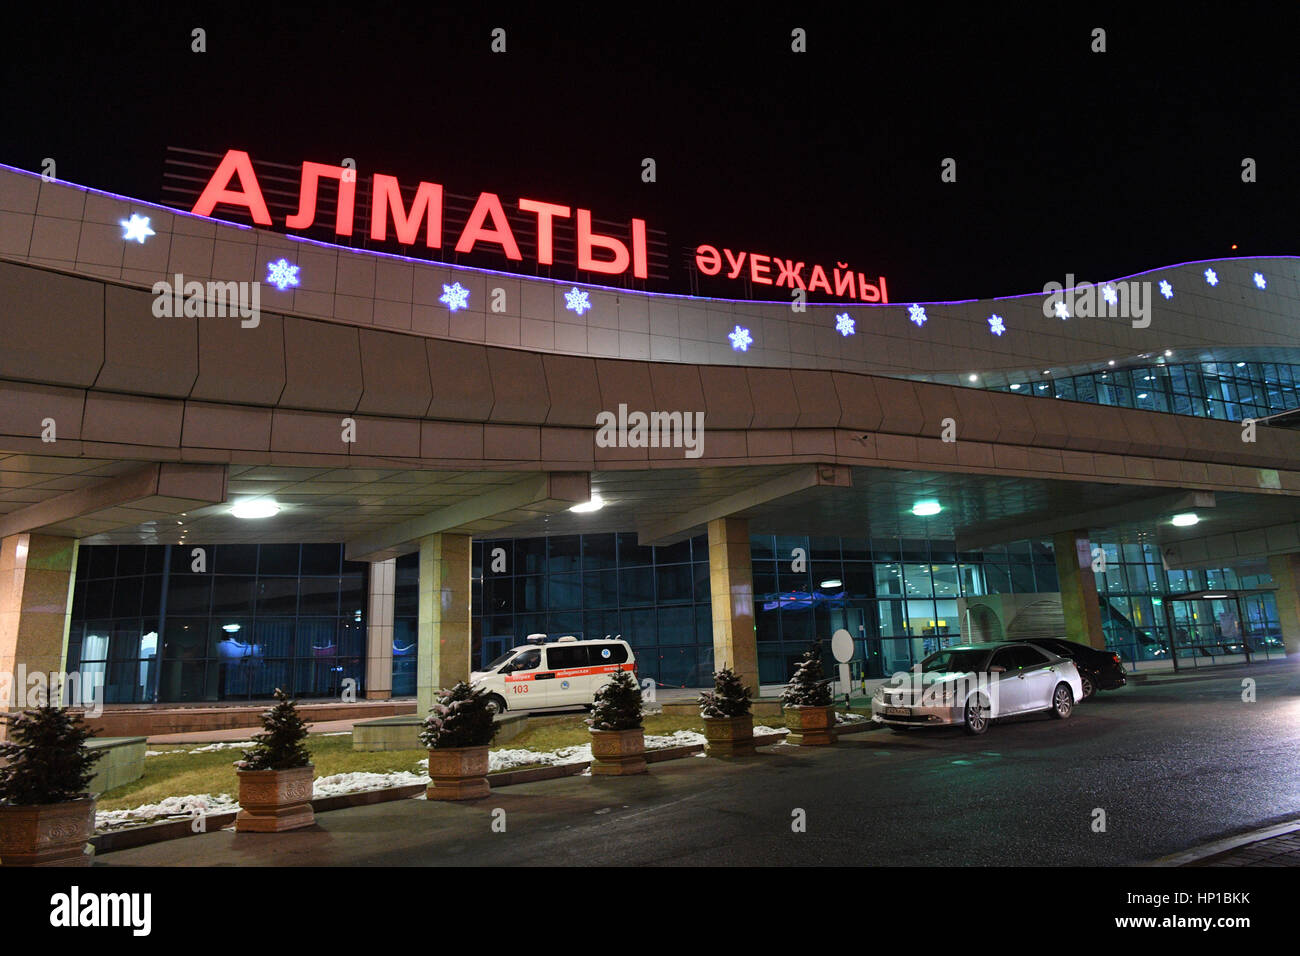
97,735,428,811
98,707,862,810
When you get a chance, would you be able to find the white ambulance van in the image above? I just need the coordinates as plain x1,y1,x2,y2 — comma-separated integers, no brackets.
470,635,638,714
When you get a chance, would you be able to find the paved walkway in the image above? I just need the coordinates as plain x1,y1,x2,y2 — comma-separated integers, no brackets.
1192,830,1300,866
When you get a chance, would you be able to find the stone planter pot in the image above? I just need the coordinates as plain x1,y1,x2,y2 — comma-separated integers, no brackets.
782,704,838,746
589,728,648,775
0,797,96,866
426,745,491,800
235,765,315,832
701,714,756,757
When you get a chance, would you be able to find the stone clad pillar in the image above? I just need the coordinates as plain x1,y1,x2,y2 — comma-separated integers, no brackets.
0,534,79,736
707,517,759,695
1052,530,1106,650
1267,553,1300,657
417,534,471,715
364,558,396,699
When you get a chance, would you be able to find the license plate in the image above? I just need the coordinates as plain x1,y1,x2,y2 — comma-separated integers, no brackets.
884,706,911,716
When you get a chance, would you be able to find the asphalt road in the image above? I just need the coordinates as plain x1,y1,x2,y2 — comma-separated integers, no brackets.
100,666,1300,866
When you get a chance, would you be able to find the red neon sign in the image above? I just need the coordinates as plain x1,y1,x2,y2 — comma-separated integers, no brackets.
192,149,649,279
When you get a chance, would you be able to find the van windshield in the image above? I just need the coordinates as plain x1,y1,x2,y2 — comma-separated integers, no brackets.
485,650,518,670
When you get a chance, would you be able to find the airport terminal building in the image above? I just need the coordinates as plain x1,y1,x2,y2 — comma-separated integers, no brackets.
1,153,1298,717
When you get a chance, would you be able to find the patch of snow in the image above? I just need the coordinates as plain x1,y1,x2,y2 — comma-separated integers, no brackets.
754,725,790,735
313,771,427,796
96,793,238,833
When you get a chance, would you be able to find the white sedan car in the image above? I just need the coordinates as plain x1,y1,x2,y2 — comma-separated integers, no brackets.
872,641,1084,735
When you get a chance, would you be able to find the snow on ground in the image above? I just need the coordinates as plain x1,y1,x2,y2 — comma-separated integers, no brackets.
836,712,869,722
754,725,789,735
313,770,428,796
96,793,240,832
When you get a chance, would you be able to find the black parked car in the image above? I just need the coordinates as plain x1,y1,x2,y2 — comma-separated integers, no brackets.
1025,638,1127,698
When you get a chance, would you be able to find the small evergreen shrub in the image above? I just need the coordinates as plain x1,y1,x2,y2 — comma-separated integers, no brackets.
237,689,312,771
781,647,833,707
420,681,498,749
588,669,643,731
0,705,103,805
699,666,753,718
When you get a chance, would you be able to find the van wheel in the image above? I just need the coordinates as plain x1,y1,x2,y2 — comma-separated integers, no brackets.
484,694,507,716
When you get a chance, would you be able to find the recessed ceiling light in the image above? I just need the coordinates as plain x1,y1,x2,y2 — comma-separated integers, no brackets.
1171,512,1199,527
912,500,942,517
570,493,605,513
231,499,280,519
819,579,843,588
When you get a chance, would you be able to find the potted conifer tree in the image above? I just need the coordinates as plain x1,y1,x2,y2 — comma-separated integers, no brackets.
421,681,498,800
0,705,104,866
587,669,647,775
234,689,315,832
781,647,838,745
698,666,756,757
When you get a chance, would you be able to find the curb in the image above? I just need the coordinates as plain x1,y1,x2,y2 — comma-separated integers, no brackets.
1128,660,1295,686
1147,817,1300,867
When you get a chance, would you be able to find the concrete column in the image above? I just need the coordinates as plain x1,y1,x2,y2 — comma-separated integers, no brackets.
707,517,759,694
416,533,471,715
364,558,396,699
0,534,78,735
1267,553,1300,656
1052,530,1105,650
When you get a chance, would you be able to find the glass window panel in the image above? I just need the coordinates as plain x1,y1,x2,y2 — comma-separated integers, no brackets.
618,566,655,606
298,577,341,616
582,569,619,609
166,575,212,615
214,544,258,574
547,573,582,610
547,536,581,573
656,564,694,605
657,606,694,645
300,544,342,575
655,539,692,565
582,534,617,570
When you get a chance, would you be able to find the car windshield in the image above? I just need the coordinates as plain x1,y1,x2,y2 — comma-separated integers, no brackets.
919,649,990,673
485,650,518,670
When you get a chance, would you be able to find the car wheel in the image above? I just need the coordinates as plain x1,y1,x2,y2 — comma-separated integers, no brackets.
484,694,507,716
1050,683,1074,719
1080,673,1096,699
963,695,990,736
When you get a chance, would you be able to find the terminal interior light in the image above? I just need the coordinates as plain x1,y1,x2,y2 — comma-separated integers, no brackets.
1171,512,1199,527
231,499,280,519
819,579,843,588
911,500,942,517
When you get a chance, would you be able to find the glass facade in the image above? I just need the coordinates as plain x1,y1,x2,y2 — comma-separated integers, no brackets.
68,543,368,703
66,532,1282,702
991,360,1300,422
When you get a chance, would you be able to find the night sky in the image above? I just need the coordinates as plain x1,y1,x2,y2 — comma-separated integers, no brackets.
2,3,1296,301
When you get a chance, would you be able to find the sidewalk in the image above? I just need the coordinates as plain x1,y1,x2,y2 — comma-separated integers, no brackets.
1190,830,1300,866
1153,818,1300,867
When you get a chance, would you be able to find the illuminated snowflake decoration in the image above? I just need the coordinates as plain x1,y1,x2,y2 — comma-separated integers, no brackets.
1102,284,1117,306
1159,280,1174,299
1204,268,1218,286
1254,272,1267,289
988,314,1006,336
834,313,855,336
120,214,155,243
564,287,592,316
266,258,300,291
728,324,753,352
440,281,470,311
1054,300,1070,320
907,303,928,327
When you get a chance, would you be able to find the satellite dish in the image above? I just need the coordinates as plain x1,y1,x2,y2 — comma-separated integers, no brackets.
831,628,855,663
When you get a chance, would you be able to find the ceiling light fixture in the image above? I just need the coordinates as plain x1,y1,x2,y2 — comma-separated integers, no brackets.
570,493,605,513
231,499,280,519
